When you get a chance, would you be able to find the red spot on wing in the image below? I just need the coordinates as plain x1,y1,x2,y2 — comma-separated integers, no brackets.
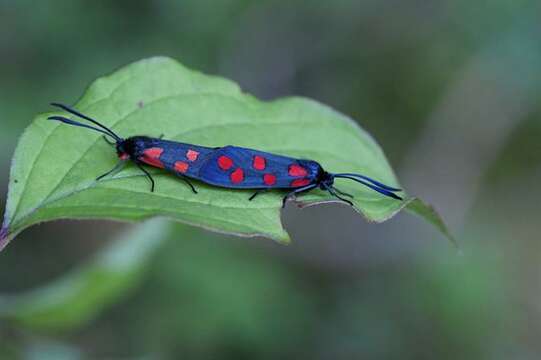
174,161,189,173
263,173,276,186
290,178,311,187
144,147,163,158
141,147,164,168
230,168,244,184
186,149,199,162
252,155,266,171
218,155,234,170
288,164,308,177
119,153,129,160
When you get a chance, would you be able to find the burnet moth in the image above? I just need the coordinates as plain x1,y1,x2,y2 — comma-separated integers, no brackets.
48,103,402,207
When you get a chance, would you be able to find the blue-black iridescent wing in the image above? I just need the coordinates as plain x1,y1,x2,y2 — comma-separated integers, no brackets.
197,145,322,189
135,137,216,178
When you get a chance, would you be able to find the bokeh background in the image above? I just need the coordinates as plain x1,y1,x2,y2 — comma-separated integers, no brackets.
1,1,540,359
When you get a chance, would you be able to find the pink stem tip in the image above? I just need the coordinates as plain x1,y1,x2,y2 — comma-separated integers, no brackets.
0,226,9,252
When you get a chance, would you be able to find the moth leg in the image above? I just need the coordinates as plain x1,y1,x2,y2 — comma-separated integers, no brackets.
102,135,115,146
282,184,317,208
332,186,354,198
158,134,164,139
96,160,126,181
325,185,354,206
176,174,198,194
136,163,156,192
249,189,268,201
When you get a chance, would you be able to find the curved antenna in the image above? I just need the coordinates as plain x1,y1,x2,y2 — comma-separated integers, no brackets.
47,116,119,141
334,175,403,200
50,103,122,141
334,173,401,192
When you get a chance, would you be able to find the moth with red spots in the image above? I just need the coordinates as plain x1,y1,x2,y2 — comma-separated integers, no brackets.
48,103,402,207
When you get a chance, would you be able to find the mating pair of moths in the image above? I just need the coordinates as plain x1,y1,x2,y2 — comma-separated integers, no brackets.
48,103,402,207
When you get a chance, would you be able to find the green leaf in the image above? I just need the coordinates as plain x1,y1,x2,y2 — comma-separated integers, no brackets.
0,218,169,331
406,198,457,247
0,56,451,249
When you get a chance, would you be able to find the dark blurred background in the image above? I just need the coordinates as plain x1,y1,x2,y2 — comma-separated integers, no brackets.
1,1,540,359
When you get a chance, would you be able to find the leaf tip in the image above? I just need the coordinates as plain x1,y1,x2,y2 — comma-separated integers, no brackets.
275,234,291,245
405,198,459,250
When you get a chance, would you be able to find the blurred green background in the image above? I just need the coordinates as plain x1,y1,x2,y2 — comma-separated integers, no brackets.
1,1,540,359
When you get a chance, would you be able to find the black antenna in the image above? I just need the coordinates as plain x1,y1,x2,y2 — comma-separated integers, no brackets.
47,115,119,140
334,173,401,191
49,103,122,141
334,174,403,200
